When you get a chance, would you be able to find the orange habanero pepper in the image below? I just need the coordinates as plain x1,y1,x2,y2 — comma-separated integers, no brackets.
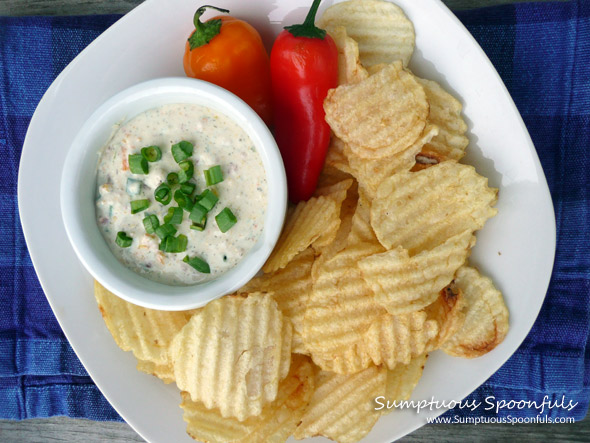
183,5,273,126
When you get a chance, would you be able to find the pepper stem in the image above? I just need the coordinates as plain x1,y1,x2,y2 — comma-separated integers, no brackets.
284,0,326,39
188,5,230,50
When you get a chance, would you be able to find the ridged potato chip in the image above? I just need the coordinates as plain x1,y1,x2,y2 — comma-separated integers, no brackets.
380,353,428,416
347,187,382,247
263,184,348,273
414,77,469,163
363,311,438,369
170,293,291,421
318,0,415,67
328,25,369,85
324,61,428,158
346,125,439,199
359,230,475,314
180,355,314,443
371,162,498,254
325,137,353,175
304,242,386,374
94,281,194,381
294,364,386,443
426,282,467,349
442,266,509,358
136,360,175,384
239,249,315,355
313,179,354,249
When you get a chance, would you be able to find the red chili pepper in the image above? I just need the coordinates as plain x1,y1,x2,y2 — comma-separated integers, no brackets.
270,0,338,203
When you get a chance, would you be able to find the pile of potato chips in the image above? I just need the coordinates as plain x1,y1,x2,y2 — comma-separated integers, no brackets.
94,1,509,442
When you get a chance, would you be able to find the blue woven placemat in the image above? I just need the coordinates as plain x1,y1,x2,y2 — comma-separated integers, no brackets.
1,1,589,422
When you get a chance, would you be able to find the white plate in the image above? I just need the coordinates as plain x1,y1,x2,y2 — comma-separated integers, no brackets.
18,0,556,442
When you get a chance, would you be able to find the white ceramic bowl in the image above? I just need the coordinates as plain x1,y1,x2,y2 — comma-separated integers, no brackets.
60,77,287,310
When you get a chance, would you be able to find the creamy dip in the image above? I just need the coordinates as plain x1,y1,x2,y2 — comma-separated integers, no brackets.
95,103,267,285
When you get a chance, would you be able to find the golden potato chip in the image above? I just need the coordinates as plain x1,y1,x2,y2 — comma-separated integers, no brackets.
442,266,509,358
263,184,348,273
180,355,314,443
425,282,467,349
415,77,469,162
94,281,194,369
170,293,291,421
313,178,354,249
324,61,428,158
381,353,428,414
318,160,354,188
313,178,359,260
240,249,314,355
136,360,175,384
347,187,382,247
359,230,475,314
371,162,498,254
318,0,415,67
327,25,369,85
303,242,386,374
363,311,438,369
294,364,386,443
347,125,439,199
324,137,353,175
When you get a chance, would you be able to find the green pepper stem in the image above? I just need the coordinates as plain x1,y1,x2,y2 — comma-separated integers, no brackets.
284,0,326,39
188,5,230,50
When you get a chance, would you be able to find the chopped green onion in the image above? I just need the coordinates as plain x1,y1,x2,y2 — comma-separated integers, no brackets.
190,215,207,231
166,172,179,186
125,178,142,196
189,203,208,224
178,160,194,183
142,214,160,234
174,190,194,211
154,183,172,205
215,207,237,233
183,255,210,274
204,165,223,186
160,234,188,253
115,231,133,248
171,141,193,163
130,199,150,214
180,182,196,196
163,207,183,225
129,154,148,174
154,223,177,240
141,145,162,162
198,189,219,211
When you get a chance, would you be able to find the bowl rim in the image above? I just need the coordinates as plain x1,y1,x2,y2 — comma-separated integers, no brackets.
60,77,287,310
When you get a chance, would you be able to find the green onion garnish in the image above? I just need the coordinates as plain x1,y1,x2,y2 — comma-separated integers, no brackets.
142,214,160,234
178,160,194,183
183,255,210,273
171,141,193,163
141,146,162,162
174,190,194,211
160,234,188,253
154,183,172,205
166,172,179,186
215,207,237,233
129,154,148,174
163,207,183,225
180,182,196,196
115,231,133,248
198,189,219,211
189,203,208,224
154,223,177,240
190,215,207,231
204,165,223,186
130,199,150,214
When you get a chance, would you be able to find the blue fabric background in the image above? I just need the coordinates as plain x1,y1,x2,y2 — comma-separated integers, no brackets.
1,1,589,422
